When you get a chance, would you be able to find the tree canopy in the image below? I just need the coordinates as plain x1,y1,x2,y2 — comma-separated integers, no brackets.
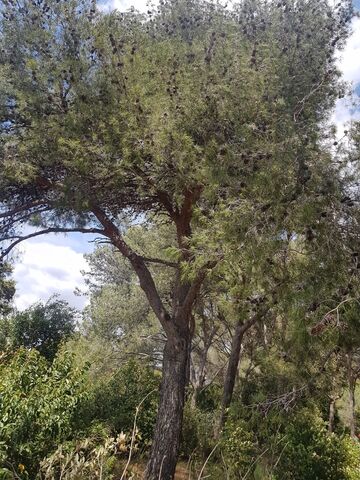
4,296,76,360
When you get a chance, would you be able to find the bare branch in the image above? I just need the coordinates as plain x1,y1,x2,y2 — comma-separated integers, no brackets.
141,256,178,268
0,227,105,260
181,260,219,319
0,200,47,219
293,75,328,122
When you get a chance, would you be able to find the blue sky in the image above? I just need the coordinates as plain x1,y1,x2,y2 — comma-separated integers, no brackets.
11,0,360,310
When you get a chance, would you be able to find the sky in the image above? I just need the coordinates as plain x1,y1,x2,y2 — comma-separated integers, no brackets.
11,0,360,311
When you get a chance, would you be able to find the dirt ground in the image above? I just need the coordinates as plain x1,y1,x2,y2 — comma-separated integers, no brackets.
120,461,198,479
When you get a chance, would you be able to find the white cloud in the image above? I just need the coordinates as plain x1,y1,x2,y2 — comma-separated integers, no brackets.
333,16,360,136
102,0,150,12
13,241,89,311
337,17,360,85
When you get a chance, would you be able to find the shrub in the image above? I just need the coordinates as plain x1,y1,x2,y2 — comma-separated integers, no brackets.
220,419,258,478
39,426,141,480
274,408,360,480
77,360,160,446
0,349,88,477
180,403,216,458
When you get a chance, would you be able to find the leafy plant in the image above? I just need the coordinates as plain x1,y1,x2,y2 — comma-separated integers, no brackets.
0,349,88,477
274,408,360,480
39,428,140,480
77,360,160,446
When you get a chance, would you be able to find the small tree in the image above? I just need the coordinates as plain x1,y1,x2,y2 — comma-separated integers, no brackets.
8,296,76,361
0,262,15,351
0,262,15,317
0,349,87,477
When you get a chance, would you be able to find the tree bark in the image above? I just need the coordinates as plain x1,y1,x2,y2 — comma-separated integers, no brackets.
93,200,209,478
328,397,336,434
346,353,357,439
349,379,356,439
217,311,263,435
217,321,246,434
190,326,216,407
144,331,190,480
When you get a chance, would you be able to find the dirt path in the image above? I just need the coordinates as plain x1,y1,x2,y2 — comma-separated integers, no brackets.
175,464,191,479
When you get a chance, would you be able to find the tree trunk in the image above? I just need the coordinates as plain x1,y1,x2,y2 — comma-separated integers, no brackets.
144,332,190,480
217,321,246,435
190,341,211,408
328,397,336,434
346,353,357,440
349,380,356,439
94,196,205,479
216,311,263,436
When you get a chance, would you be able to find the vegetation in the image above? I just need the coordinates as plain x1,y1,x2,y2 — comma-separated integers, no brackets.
0,0,360,478
0,296,77,360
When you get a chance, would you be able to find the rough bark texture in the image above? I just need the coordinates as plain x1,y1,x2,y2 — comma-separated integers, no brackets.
217,311,263,435
346,353,357,439
144,333,190,480
93,197,208,478
217,321,246,433
349,380,356,439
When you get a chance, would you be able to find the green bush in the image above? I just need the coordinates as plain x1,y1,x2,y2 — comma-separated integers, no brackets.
220,419,258,478
0,348,88,477
274,408,360,480
180,403,216,458
77,360,160,446
40,426,121,480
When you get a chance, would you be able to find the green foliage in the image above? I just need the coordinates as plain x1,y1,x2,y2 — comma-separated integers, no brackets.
7,296,76,361
83,242,160,354
77,360,160,446
274,408,360,480
180,403,216,458
220,419,258,478
0,349,88,476
0,262,15,318
0,0,359,476
39,424,136,480
0,469,12,480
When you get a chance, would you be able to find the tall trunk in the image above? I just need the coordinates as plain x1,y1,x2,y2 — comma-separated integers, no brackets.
94,197,205,479
328,397,336,434
192,367,206,407
346,353,357,439
217,311,262,436
217,321,246,434
191,342,211,407
349,380,356,439
144,331,190,480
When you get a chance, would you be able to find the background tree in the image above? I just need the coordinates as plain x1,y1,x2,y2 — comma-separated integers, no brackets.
0,262,15,351
6,296,76,361
0,262,15,317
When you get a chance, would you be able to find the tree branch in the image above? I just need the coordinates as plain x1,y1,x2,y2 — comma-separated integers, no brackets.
92,207,176,338
0,200,47,219
131,165,175,217
0,227,105,260
141,256,178,268
181,260,219,320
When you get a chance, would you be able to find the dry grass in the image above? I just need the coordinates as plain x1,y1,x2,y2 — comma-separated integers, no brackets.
115,461,198,479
